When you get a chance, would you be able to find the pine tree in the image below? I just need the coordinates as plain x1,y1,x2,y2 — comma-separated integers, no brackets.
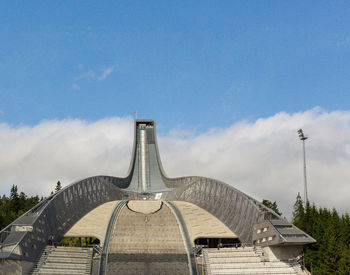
55,181,62,192
10,185,19,200
292,193,350,274
10,185,20,213
0,186,43,229
262,199,282,215
338,246,350,274
292,192,304,229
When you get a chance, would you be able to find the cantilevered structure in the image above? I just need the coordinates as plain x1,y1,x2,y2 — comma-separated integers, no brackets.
0,119,315,274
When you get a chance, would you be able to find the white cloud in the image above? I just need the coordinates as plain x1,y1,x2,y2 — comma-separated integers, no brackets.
0,110,3,115
0,108,349,219
75,66,114,82
72,83,80,90
72,66,114,88
97,66,114,80
0,117,134,197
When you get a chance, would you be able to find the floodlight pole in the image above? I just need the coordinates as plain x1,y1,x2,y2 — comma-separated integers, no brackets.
302,138,308,205
298,129,309,206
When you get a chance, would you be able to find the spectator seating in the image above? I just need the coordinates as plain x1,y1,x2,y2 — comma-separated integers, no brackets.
30,246,93,275
203,247,305,275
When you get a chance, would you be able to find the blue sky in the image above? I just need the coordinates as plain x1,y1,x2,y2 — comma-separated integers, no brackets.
1,2,350,214
1,1,350,133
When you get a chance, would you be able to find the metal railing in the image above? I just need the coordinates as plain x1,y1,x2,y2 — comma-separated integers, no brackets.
166,201,198,275
99,200,127,275
87,244,102,255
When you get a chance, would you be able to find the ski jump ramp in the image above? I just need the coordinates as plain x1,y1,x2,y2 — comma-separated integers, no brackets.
0,119,315,274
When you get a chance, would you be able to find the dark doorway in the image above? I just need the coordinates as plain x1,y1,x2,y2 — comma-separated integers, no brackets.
194,237,240,248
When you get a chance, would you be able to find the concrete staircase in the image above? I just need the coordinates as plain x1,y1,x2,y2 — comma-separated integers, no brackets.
31,246,93,275
203,247,305,275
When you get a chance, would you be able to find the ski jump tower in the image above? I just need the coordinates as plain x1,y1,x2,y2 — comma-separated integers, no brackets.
0,119,315,274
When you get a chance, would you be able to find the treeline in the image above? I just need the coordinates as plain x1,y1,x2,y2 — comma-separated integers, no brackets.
1,185,349,273
0,182,62,230
293,193,350,274
0,185,42,230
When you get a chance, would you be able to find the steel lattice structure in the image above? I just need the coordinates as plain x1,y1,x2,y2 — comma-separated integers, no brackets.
0,119,315,274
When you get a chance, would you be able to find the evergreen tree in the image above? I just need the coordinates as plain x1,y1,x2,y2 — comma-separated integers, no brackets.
10,185,19,212
292,193,350,274
55,181,62,192
10,185,18,200
338,246,350,274
262,199,282,215
292,192,304,225
0,186,41,229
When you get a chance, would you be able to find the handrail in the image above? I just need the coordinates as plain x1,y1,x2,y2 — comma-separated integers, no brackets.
87,244,103,255
166,201,198,275
0,176,129,263
267,219,288,243
3,229,30,257
99,200,127,275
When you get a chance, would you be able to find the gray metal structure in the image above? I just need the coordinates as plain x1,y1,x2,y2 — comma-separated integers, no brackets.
0,119,315,274
99,200,127,275
298,128,309,205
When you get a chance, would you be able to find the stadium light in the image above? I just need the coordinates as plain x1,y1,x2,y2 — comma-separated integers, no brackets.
297,129,309,206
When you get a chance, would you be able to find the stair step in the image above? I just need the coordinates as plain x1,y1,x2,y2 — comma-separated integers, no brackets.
31,246,93,275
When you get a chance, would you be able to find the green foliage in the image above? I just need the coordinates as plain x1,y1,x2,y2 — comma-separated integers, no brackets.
60,237,100,247
292,192,304,224
0,185,40,230
292,194,350,274
1,182,349,275
262,199,282,216
55,181,62,192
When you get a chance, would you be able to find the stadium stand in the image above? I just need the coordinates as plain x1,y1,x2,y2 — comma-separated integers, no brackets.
30,246,93,275
203,247,305,275
0,120,315,274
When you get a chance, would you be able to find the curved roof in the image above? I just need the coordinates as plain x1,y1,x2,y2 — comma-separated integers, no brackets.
0,119,315,264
